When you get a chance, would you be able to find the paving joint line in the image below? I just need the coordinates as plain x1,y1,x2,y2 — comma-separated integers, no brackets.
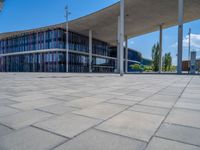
154,135,200,148
143,76,194,150
58,77,182,148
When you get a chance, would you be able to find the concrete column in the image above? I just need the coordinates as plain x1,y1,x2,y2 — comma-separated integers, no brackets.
120,0,125,76
177,0,184,74
89,30,92,73
33,54,35,72
159,24,163,73
117,16,120,73
125,36,128,73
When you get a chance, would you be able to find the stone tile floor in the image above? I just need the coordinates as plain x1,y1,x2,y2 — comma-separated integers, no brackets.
0,73,200,150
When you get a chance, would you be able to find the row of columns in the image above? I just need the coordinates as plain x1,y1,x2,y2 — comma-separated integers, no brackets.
86,0,184,75
88,28,128,74
117,0,184,75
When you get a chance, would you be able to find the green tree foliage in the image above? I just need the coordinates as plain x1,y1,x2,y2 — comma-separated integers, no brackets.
143,66,153,72
130,64,142,72
130,64,153,72
162,52,172,71
151,43,160,72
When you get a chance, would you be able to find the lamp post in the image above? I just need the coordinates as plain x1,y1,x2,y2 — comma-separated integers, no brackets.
188,28,191,73
65,5,70,73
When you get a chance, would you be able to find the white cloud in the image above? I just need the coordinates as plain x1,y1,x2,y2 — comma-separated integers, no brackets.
171,34,200,52
129,39,135,45
183,34,200,51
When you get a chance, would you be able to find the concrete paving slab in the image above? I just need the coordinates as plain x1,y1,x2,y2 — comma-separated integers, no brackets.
54,129,146,150
181,93,200,100
65,97,107,109
139,94,179,108
10,99,62,110
68,92,94,98
107,98,137,106
90,94,115,100
146,137,200,150
0,127,66,150
175,102,200,111
10,94,50,102
50,95,81,102
129,105,170,116
179,98,200,104
156,123,200,146
147,94,178,102
127,91,154,97
34,113,101,138
113,95,146,102
73,103,128,120
165,108,200,128
0,74,200,150
0,125,13,137
38,104,79,115
0,98,17,106
96,111,164,142
0,106,20,117
140,99,175,109
0,110,52,129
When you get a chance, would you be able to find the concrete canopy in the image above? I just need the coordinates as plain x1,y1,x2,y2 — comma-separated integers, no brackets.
0,0,200,46
0,0,4,11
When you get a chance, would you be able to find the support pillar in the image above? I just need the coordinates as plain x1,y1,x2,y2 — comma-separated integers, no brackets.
125,36,128,73
177,0,184,74
159,24,163,73
33,53,35,72
89,30,92,73
120,0,125,76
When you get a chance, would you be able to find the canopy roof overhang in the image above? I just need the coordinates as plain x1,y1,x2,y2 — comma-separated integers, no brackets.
0,0,200,45
0,0,4,11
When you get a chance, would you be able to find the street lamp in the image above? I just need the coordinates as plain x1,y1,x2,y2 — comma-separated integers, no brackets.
188,28,191,73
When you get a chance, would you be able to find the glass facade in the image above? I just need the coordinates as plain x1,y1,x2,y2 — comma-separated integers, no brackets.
141,58,152,66
0,28,151,73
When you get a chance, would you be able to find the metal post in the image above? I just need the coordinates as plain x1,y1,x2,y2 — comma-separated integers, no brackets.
117,16,120,73
188,28,191,73
120,0,125,76
159,24,163,73
177,0,184,74
125,35,128,73
65,6,70,73
89,30,92,73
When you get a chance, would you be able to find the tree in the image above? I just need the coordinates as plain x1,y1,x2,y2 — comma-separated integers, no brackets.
162,52,172,71
130,64,143,72
151,43,160,72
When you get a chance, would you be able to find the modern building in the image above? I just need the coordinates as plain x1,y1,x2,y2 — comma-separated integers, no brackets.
182,59,200,72
0,0,200,74
0,28,148,72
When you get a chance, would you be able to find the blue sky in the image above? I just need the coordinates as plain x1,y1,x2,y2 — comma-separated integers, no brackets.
1,0,200,65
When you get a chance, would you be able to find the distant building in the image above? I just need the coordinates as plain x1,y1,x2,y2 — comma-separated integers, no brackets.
0,27,150,72
182,59,200,71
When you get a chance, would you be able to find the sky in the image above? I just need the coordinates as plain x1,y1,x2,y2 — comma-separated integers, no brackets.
0,0,200,65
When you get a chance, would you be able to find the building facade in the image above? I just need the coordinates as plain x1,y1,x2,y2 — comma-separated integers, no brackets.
182,59,200,72
0,27,150,73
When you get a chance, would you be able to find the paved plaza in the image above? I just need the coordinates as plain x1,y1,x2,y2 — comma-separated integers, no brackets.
0,73,200,150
